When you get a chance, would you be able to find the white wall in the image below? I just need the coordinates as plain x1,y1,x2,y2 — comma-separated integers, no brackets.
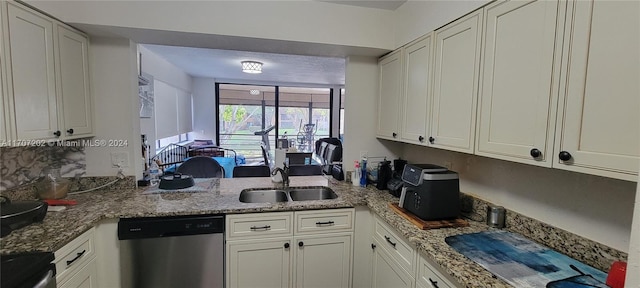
139,46,192,92
393,0,489,48
138,45,193,155
85,37,141,178
190,77,217,142
343,56,401,169
402,144,636,252
24,1,395,51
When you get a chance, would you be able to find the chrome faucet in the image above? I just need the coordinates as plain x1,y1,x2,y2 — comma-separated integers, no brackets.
271,163,290,188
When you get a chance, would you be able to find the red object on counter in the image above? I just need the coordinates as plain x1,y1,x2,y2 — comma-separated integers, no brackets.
606,261,627,288
43,199,77,206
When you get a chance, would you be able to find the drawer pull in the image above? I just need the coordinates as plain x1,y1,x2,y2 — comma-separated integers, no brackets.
315,221,335,226
384,235,396,248
429,278,439,288
66,250,86,267
250,225,271,231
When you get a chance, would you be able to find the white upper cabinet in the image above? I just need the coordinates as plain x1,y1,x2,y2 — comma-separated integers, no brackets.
430,9,483,154
2,2,93,142
377,50,403,141
56,24,93,139
554,0,639,180
5,2,59,140
476,0,566,167
400,34,433,145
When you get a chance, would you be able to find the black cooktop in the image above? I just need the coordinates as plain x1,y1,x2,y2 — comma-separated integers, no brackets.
1,252,55,288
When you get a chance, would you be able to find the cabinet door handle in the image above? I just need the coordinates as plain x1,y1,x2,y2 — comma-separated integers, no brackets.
392,132,397,138
530,148,542,158
418,136,425,142
384,235,396,248
66,250,86,267
250,225,271,230
429,278,439,288
53,130,61,137
66,128,74,135
315,221,334,226
559,151,572,161
298,241,304,247
284,243,290,249
428,137,435,144
371,243,376,250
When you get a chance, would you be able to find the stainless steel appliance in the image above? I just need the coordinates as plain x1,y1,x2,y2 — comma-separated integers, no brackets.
487,205,506,228
399,164,460,220
118,215,225,288
1,252,56,288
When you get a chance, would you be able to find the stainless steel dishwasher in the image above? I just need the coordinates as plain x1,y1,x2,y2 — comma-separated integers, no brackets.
118,215,224,288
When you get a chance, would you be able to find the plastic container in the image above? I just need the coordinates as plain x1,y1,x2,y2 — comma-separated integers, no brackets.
34,168,71,199
606,261,627,288
352,161,361,186
360,159,367,187
148,161,161,186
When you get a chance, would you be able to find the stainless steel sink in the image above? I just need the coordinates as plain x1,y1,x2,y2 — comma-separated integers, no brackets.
239,187,338,203
288,187,338,201
239,189,288,203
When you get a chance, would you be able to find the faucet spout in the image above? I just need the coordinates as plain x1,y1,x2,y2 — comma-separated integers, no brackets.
271,164,289,188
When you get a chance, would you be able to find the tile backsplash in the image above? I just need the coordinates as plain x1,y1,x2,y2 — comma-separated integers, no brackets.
0,146,86,191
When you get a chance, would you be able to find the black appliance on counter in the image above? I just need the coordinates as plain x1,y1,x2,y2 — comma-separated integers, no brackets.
386,158,407,197
398,164,460,221
375,160,392,190
1,196,48,238
1,252,56,288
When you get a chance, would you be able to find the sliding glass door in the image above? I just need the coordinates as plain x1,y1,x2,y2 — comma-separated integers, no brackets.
217,84,335,164
217,84,275,163
278,87,330,152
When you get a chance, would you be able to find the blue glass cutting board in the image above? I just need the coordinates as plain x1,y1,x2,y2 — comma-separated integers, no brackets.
445,231,608,287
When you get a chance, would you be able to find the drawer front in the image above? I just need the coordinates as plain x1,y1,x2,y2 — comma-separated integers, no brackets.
417,256,456,288
54,228,96,284
226,212,293,239
373,216,416,276
295,208,354,235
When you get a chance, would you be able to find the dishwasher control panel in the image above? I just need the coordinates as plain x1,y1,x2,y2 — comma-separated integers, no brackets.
118,214,224,240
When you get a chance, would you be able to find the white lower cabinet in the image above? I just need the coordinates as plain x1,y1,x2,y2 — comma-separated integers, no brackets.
227,238,292,288
294,234,352,288
58,258,98,288
54,228,98,288
371,215,461,288
416,256,457,288
226,209,354,288
372,239,414,288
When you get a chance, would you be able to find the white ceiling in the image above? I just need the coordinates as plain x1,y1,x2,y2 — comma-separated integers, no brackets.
81,0,402,87
316,0,407,10
143,44,347,86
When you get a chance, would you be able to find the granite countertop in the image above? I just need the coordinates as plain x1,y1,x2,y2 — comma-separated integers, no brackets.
0,175,511,287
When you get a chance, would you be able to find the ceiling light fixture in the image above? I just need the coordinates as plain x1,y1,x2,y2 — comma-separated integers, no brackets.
241,61,263,74
249,89,260,95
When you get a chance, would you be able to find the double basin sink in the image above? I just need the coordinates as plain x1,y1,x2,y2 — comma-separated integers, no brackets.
239,186,338,203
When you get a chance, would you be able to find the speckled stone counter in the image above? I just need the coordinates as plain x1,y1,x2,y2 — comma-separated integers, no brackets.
363,189,510,287
0,176,369,254
1,176,622,288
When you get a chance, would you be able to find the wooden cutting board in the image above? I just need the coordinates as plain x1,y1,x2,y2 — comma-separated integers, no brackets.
388,203,469,230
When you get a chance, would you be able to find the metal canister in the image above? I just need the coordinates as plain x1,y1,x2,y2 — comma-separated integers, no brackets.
487,205,506,228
